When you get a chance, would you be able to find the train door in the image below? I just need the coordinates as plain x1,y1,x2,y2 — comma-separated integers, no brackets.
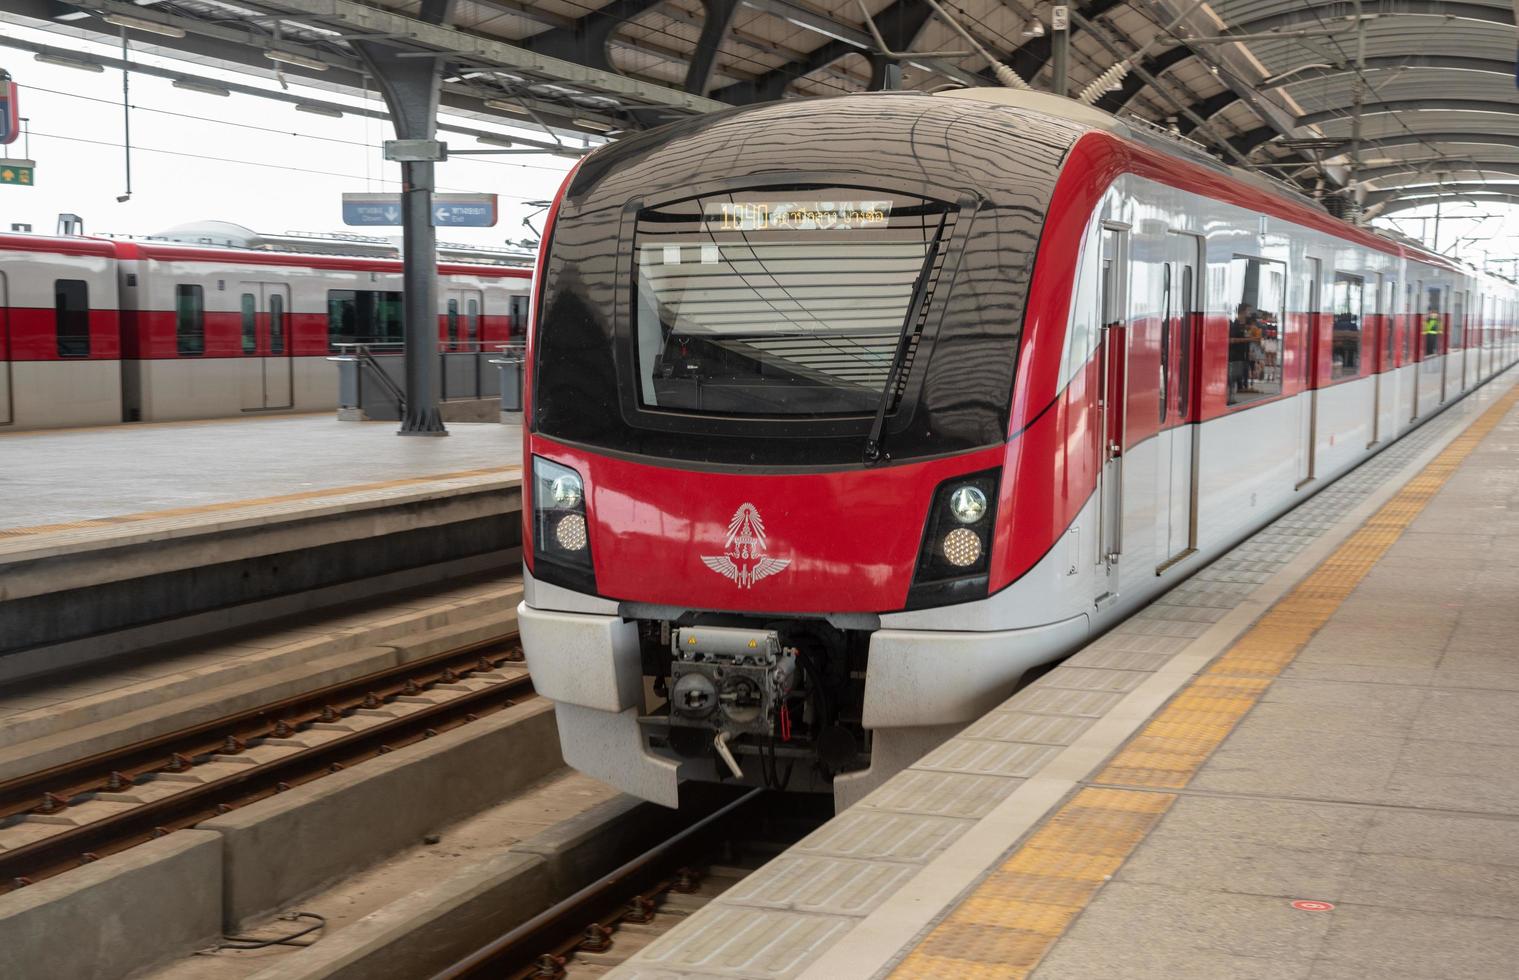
1369,273,1384,446
1454,290,1468,394
262,284,293,409
1158,231,1201,570
1096,225,1129,604
0,270,10,426
1296,258,1321,487
443,287,483,351
238,282,293,411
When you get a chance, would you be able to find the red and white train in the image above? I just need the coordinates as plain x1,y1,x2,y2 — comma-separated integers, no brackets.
0,233,531,429
518,90,1519,809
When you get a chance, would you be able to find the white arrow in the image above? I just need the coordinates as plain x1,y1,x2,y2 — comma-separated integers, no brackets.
434,207,449,222
384,206,399,222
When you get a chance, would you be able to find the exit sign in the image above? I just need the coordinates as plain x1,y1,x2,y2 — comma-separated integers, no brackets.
0,160,34,186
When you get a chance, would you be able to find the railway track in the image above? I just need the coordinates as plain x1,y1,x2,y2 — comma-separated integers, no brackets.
433,789,831,979
0,633,529,894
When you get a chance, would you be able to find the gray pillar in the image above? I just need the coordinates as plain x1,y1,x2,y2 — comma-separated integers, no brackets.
351,0,455,436
1051,6,1070,99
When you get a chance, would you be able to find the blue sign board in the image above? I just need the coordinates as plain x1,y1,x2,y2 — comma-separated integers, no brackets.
342,198,402,226
432,201,496,227
342,192,497,228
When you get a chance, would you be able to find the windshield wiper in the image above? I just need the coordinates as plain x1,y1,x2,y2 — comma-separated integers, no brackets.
864,218,946,464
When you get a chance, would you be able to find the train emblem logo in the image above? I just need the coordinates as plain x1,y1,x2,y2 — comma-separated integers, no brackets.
701,503,791,588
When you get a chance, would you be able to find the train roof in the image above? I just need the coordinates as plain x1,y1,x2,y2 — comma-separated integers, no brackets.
935,89,1481,280
0,232,530,279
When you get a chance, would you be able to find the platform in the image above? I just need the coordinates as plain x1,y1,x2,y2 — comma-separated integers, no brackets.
0,415,522,685
0,414,520,531
614,369,1519,979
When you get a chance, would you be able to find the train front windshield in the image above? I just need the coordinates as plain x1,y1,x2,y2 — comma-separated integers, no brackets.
633,193,955,418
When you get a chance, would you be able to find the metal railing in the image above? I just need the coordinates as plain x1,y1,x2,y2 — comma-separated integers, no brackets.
330,341,525,421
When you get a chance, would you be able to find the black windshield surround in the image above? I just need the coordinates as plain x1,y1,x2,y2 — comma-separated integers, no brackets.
532,94,1079,469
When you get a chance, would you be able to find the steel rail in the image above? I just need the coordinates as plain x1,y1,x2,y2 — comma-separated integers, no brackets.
432,788,768,980
0,634,520,821
0,636,528,892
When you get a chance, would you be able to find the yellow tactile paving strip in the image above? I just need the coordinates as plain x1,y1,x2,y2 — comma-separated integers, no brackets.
891,385,1519,979
0,466,518,539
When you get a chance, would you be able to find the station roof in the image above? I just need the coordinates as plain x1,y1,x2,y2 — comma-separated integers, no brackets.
5,0,1516,213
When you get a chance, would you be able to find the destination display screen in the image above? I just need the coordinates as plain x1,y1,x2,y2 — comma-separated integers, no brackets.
704,200,893,232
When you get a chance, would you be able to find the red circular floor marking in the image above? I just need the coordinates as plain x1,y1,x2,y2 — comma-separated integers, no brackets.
1291,900,1335,912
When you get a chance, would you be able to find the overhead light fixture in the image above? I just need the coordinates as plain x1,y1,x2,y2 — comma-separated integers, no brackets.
53,10,91,21
476,135,515,147
571,117,614,133
1022,16,1045,37
34,52,104,72
102,12,186,37
294,102,343,118
484,99,531,115
173,78,231,97
265,49,328,71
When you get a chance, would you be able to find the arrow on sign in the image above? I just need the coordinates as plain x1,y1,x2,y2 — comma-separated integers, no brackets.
385,207,399,222
434,207,449,222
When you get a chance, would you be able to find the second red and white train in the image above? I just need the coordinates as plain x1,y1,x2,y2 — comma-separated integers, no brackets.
0,233,532,429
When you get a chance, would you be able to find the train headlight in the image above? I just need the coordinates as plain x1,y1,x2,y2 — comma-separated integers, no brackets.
906,469,999,610
554,512,588,551
948,485,987,524
549,473,583,509
532,456,595,591
941,527,982,567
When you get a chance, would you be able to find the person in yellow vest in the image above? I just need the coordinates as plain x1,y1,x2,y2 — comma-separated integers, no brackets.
1423,309,1441,356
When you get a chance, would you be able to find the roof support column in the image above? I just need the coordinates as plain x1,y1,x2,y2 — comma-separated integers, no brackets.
351,0,455,436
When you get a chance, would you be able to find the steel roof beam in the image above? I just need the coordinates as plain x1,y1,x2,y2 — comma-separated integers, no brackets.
518,0,666,72
736,0,984,90
1229,0,1512,36
686,0,741,95
0,32,576,151
1298,98,1519,127
1371,190,1519,215
261,0,730,112
1263,56,1516,89
1356,160,1519,183
1365,181,1519,206
710,0,940,104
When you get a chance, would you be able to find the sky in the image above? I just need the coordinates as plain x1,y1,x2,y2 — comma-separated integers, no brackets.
0,20,578,250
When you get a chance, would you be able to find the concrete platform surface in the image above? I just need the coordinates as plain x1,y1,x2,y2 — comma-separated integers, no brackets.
0,415,521,531
613,372,1519,980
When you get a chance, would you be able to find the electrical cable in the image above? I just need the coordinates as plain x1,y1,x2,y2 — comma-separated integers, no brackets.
15,82,570,174
22,129,540,198
200,912,326,953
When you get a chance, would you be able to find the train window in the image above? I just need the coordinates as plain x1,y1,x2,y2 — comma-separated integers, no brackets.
1159,263,1171,423
270,294,285,354
176,284,205,357
509,295,530,340
1425,285,1443,356
1406,282,1419,361
1227,257,1285,405
241,293,257,355
1060,224,1101,389
631,190,958,417
447,299,460,349
327,289,403,349
466,299,479,346
54,279,90,358
1384,280,1397,368
1452,291,1466,348
1330,273,1363,381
